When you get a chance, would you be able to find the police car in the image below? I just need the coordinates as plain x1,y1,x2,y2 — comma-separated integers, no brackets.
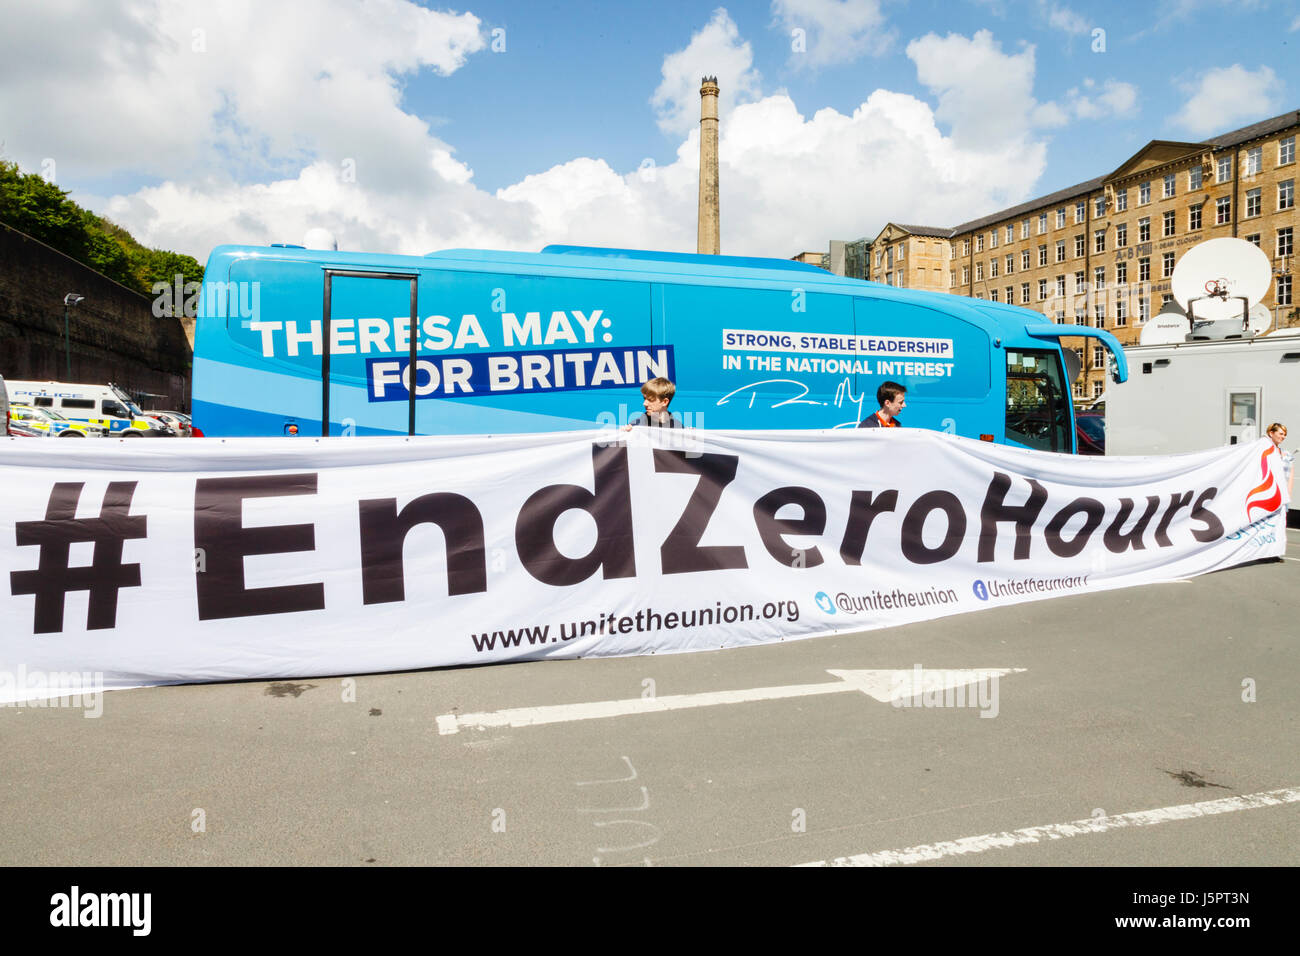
3,381,173,436
9,404,109,437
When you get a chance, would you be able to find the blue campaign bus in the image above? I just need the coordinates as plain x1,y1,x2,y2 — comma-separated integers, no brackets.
192,243,1128,452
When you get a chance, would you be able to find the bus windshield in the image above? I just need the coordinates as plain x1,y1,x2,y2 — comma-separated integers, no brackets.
1005,348,1072,452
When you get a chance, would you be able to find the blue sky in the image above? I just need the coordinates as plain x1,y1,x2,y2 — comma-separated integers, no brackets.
1,0,1296,260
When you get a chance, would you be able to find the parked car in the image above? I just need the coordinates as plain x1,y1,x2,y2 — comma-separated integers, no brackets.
10,404,109,437
1075,412,1105,456
145,410,193,437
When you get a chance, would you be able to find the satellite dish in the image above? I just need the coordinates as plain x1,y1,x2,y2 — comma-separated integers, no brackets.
1247,303,1272,336
303,228,338,251
1140,298,1189,345
1170,238,1271,322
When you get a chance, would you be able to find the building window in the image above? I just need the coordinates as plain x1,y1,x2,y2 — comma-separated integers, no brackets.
1056,275,1066,297
1138,257,1150,282
1162,252,1175,277
1094,266,1105,289
1245,146,1261,177
1020,282,1030,304
897,243,905,260
962,239,970,256
1139,181,1151,204
1038,212,1048,234
1278,275,1293,307
990,289,999,302
1280,136,1295,166
1073,382,1084,399
1246,233,1261,248
1006,254,1014,274
961,265,970,284
1139,296,1150,323
1245,187,1261,218
1093,346,1104,366
949,270,955,288
1162,210,1175,237
1188,204,1202,231
1021,250,1030,270
1094,196,1106,217
1217,155,1232,182
1093,304,1104,328
1093,381,1104,399
1075,201,1086,223
1038,278,1047,300
1163,173,1176,198
1021,219,1030,239
1280,179,1295,211
1188,165,1202,190
1056,309,1066,322
975,262,983,281
1056,208,1066,229
1116,298,1127,324
1006,225,1014,244
1116,261,1127,285
1094,229,1105,253
990,230,998,248
1074,270,1086,293
1074,234,1085,258
1116,222,1127,247
1115,189,1127,212
990,258,999,278
1038,244,1047,267
1279,227,1294,256
1216,196,1231,225
1005,286,1013,303
1138,217,1150,242
976,234,984,252
1056,240,1066,262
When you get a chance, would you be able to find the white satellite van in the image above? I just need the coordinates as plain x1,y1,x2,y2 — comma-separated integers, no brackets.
2,381,171,436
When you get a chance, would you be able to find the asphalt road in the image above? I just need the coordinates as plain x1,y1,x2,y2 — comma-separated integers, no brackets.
3,527,1297,868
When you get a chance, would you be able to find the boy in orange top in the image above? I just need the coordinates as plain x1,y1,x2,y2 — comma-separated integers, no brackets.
858,381,906,429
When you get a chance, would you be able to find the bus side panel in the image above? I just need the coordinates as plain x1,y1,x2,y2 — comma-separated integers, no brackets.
853,297,993,438
663,283,861,429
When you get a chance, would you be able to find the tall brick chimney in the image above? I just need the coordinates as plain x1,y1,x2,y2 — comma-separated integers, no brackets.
697,76,720,255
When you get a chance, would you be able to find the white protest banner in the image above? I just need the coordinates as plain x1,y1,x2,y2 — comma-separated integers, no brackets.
0,430,1288,702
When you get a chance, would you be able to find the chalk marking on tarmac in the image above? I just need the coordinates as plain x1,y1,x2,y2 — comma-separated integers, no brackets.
797,785,1300,867
435,668,1025,735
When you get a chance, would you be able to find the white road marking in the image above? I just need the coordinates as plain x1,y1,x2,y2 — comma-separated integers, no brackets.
797,785,1300,867
435,667,1025,734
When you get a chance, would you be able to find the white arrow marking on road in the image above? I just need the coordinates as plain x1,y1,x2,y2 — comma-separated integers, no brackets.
796,785,1300,867
435,667,1026,735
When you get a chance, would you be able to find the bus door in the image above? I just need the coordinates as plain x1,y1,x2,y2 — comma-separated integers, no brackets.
1004,348,1073,452
323,270,419,436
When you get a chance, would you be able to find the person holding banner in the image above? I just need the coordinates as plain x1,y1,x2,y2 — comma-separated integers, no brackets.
1268,423,1294,498
858,381,906,429
625,377,683,430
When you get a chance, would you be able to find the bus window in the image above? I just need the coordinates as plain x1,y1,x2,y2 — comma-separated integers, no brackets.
1005,349,1071,452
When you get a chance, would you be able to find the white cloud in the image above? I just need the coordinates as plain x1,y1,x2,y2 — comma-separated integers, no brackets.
905,31,1045,148
1290,13,1299,30
1059,78,1139,120
1041,2,1090,35
0,0,485,187
651,8,763,136
1170,65,1283,136
770,0,893,68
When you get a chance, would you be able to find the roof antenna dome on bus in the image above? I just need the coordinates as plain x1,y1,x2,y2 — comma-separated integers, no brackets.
1168,237,1272,341
303,228,338,251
